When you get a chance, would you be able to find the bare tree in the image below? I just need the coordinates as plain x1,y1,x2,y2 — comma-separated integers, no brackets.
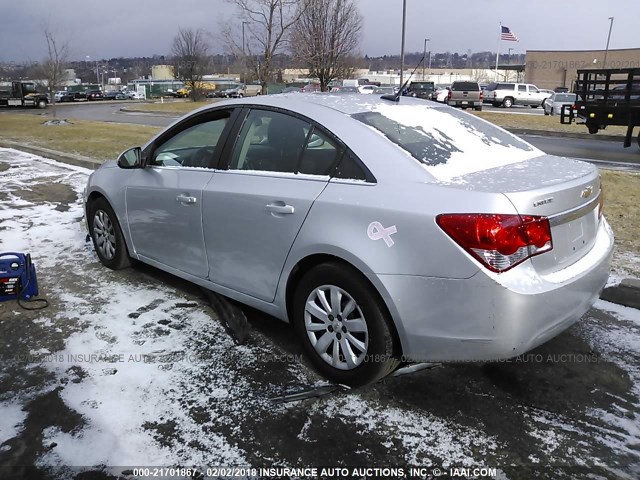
290,0,362,92
41,24,70,118
171,28,210,101
223,0,308,93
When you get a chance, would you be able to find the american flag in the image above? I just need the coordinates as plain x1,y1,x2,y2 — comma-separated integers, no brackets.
501,26,519,41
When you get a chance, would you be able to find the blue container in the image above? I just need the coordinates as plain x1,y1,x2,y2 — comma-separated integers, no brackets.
0,252,39,302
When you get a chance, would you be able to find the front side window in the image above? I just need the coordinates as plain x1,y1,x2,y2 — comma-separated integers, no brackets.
151,113,230,168
518,85,527,92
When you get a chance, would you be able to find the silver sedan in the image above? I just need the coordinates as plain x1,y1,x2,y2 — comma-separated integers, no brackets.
543,92,577,116
84,94,613,386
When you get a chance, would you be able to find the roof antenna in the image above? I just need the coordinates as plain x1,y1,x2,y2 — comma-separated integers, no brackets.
381,54,426,103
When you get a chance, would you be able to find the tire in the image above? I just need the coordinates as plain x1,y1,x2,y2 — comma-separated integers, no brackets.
475,106,482,111
492,102,500,107
36,99,47,109
530,105,539,108
88,197,131,270
502,97,513,108
544,108,549,115
292,262,400,386
550,108,555,116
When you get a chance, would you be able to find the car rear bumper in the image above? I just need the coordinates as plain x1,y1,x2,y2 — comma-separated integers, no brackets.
374,219,614,363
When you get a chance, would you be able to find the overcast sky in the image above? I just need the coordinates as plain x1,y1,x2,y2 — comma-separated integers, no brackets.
1,0,639,63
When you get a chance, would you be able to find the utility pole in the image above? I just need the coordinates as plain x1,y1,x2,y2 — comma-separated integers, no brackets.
603,17,614,68
423,38,430,80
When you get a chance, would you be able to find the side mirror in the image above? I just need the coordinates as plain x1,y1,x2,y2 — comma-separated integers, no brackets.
117,147,141,169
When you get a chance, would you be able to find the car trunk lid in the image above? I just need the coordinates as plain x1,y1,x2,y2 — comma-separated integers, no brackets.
451,155,601,273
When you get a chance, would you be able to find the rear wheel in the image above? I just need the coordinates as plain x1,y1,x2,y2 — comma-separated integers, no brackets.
475,105,482,111
292,262,400,386
36,99,47,109
88,197,131,270
502,97,513,108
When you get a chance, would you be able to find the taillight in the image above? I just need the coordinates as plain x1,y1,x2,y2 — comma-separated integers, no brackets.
436,214,553,272
447,90,452,100
480,91,484,101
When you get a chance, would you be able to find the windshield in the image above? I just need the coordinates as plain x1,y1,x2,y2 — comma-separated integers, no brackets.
352,104,538,181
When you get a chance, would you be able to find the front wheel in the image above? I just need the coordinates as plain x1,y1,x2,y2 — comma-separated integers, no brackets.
36,99,47,109
88,197,131,270
292,263,400,386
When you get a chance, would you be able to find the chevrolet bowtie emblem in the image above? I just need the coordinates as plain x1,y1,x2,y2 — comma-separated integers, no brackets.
581,186,594,198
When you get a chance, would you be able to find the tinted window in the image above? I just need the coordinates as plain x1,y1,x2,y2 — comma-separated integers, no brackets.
298,128,340,176
451,82,480,91
518,85,527,92
485,83,498,90
151,114,230,168
334,151,370,182
497,83,514,90
229,110,311,173
529,86,539,93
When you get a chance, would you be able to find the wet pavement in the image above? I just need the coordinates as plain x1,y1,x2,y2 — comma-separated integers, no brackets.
0,148,639,479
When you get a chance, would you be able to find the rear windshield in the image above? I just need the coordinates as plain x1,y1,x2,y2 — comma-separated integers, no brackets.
411,82,434,91
352,104,538,181
554,93,576,102
451,82,480,91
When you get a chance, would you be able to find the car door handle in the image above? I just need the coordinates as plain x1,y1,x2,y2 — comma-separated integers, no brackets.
266,203,295,214
176,194,197,205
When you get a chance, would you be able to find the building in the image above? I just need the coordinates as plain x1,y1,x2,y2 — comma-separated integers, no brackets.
525,48,640,90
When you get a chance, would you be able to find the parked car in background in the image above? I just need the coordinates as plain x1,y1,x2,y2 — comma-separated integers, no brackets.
86,90,104,101
85,94,612,386
484,82,551,108
406,81,435,100
372,86,397,95
358,85,377,94
126,91,144,100
70,91,87,102
331,86,359,93
543,92,577,116
104,91,127,100
432,86,451,102
445,81,483,110
54,91,67,102
281,87,303,93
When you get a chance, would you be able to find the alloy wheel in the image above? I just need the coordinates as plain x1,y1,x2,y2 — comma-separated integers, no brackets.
304,285,369,370
93,210,116,260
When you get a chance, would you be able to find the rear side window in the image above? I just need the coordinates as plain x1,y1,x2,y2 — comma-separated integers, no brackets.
497,83,514,90
451,82,480,91
352,104,537,181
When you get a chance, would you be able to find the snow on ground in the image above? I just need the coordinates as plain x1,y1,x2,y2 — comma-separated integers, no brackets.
1,147,639,477
0,402,26,447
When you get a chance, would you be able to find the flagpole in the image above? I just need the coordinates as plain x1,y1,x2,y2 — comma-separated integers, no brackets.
494,22,501,81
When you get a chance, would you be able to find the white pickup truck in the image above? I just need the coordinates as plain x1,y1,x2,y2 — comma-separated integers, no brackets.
484,82,551,108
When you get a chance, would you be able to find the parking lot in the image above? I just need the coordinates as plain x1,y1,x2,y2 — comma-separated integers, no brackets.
0,148,639,478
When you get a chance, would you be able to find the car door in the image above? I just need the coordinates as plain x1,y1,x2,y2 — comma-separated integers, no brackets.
202,108,342,302
516,84,527,104
125,108,235,278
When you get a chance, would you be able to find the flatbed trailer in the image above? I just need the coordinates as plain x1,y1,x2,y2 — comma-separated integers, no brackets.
561,68,640,149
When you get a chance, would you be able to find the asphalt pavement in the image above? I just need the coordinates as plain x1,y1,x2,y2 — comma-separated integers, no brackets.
6,100,640,167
